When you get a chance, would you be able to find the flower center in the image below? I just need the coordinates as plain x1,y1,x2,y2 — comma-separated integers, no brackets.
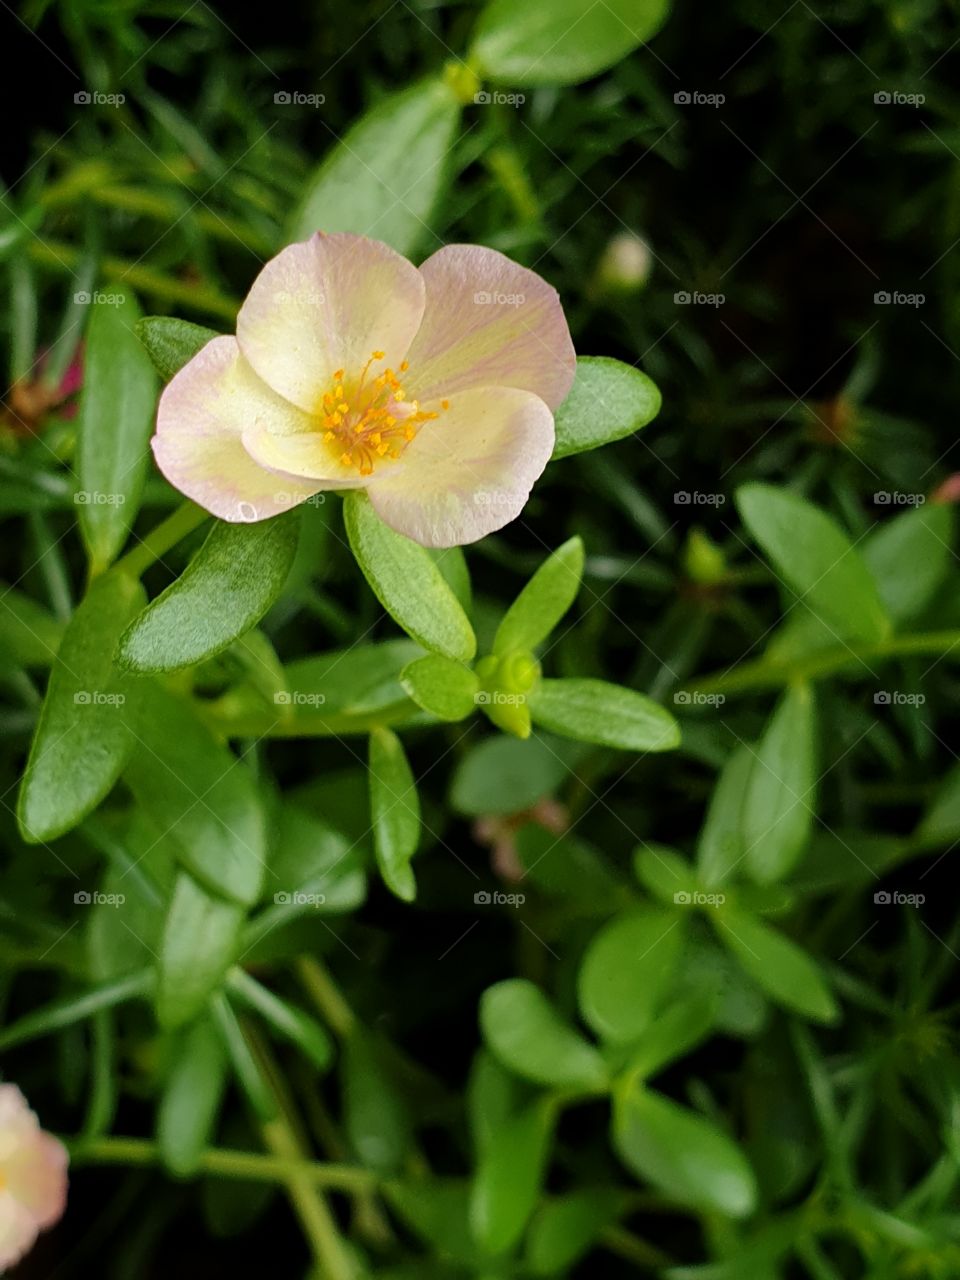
317,351,448,477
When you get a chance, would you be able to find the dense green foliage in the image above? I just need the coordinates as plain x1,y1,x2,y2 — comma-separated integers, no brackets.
3,1,960,1276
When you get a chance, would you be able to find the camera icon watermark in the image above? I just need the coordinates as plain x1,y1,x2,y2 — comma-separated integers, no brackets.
74,90,125,107
73,690,125,706
274,690,326,707
274,90,325,107
674,890,726,907
674,490,726,506
874,889,924,906
474,889,525,907
473,89,525,106
874,690,925,707
274,890,327,907
74,889,125,907
674,290,725,307
874,90,924,106
673,89,725,107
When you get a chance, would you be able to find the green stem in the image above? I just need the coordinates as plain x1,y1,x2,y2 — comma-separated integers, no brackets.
115,501,209,578
262,1118,356,1280
27,239,239,321
69,1136,377,1192
685,629,960,697
599,1224,674,1270
296,956,356,1039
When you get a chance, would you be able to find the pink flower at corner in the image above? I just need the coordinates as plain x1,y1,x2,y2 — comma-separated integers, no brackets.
0,1085,68,1272
152,234,577,547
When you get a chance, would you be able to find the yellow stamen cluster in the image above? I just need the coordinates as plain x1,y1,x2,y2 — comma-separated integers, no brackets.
318,351,446,476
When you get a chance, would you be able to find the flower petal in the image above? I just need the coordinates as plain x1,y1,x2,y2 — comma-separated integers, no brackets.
366,386,555,547
152,336,324,522
403,245,576,409
236,232,426,413
241,422,370,488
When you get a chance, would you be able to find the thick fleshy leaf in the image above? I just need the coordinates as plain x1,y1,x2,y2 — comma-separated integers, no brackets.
283,639,422,720
494,536,584,654
552,357,661,459
450,734,574,816
742,684,816,885
368,726,421,902
77,290,159,571
0,586,64,667
403,244,576,410
697,746,753,889
137,317,219,383
18,572,145,844
124,685,267,908
236,232,424,414
714,908,839,1024
288,78,461,257
736,483,890,643
400,654,479,721
578,908,684,1044
152,336,321,522
480,978,608,1089
344,491,476,659
471,1098,554,1255
526,1189,623,1276
366,385,555,547
117,512,300,673
613,1082,757,1217
343,1028,411,1173
862,501,954,625
529,678,680,752
473,0,671,86
155,873,245,1029
157,1017,229,1177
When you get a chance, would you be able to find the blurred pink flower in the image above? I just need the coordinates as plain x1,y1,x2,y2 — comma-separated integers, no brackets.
0,1085,68,1272
152,233,576,547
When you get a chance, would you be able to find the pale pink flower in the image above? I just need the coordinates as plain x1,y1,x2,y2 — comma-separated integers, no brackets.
0,1085,68,1272
152,234,576,547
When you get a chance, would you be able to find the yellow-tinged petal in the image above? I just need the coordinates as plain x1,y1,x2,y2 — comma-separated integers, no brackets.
236,232,425,414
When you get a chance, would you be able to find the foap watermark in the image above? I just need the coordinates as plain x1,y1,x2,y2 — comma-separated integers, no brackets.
474,490,515,506
874,690,926,707
674,490,725,506
474,890,525,907
74,290,126,307
73,691,125,706
474,290,525,307
74,90,125,107
674,691,726,707
75,490,125,506
274,890,327,908
274,90,326,107
474,90,525,106
274,691,327,707
74,890,125,907
874,291,924,308
273,289,325,305
674,90,725,108
874,490,925,506
874,889,924,906
475,690,526,706
272,491,327,511
874,90,925,107
674,290,725,307
674,890,726,907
